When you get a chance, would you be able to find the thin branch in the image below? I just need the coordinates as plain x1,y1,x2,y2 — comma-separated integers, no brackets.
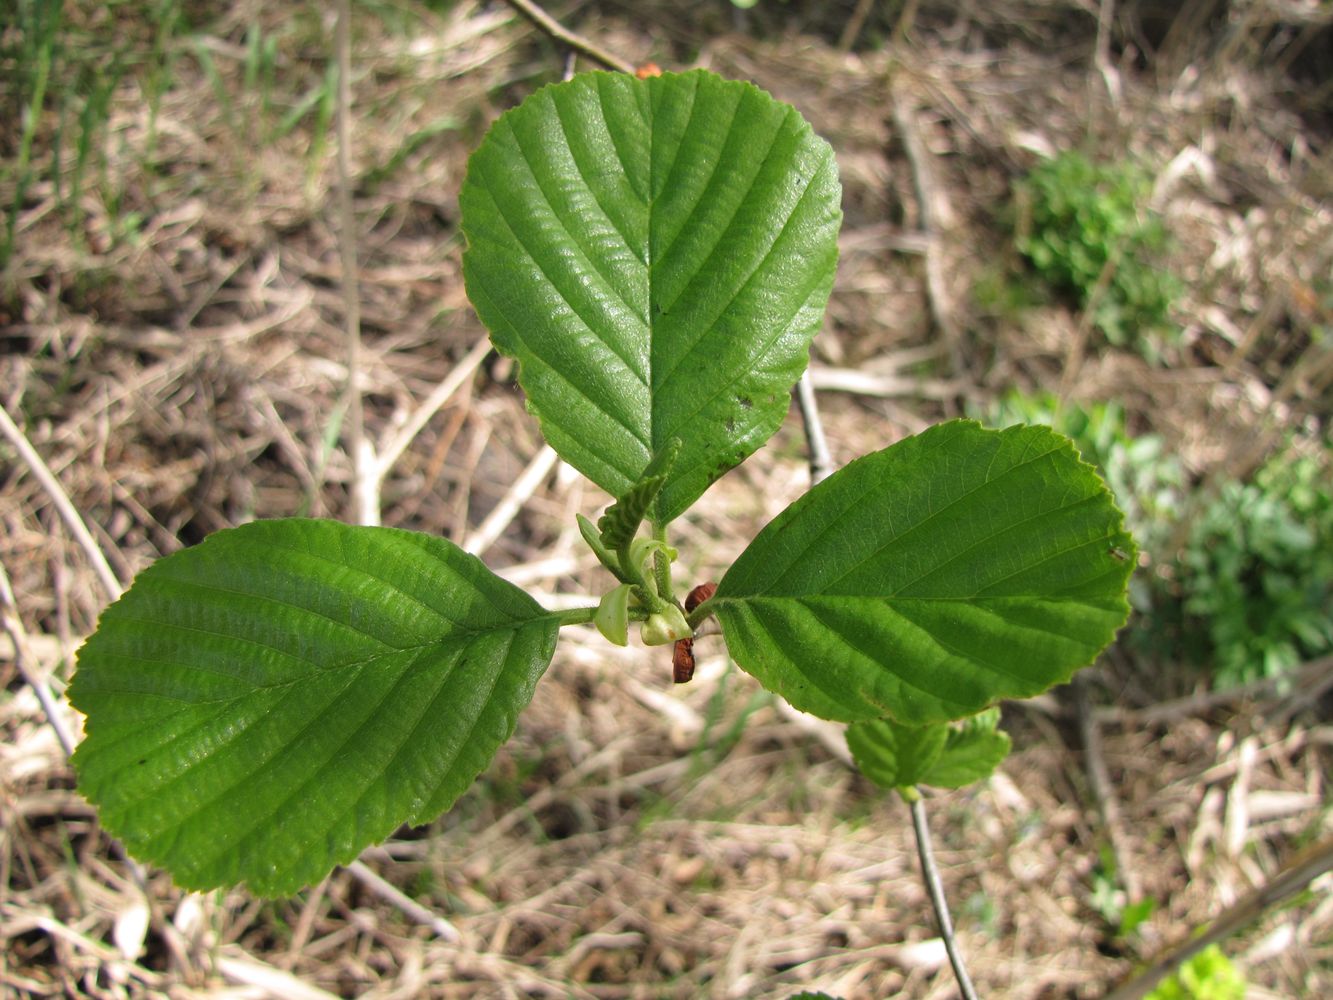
891,83,966,379
909,792,980,1000
1094,0,1122,106
1075,672,1141,903
1101,836,1333,1000
0,560,77,758
373,336,491,482
795,371,834,485
462,445,560,557
345,860,461,942
334,0,373,526
837,0,877,53
0,402,123,602
504,0,635,74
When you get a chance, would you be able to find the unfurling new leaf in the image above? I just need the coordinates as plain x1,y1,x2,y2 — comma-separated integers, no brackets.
847,708,1012,791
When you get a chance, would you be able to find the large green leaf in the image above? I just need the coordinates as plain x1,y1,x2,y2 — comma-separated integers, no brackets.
460,69,841,524
69,519,559,895
713,421,1136,725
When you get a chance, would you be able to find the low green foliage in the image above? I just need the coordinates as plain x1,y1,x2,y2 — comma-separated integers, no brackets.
984,391,1331,688
1015,151,1178,357
1170,445,1333,686
1090,845,1157,938
1144,945,1246,1000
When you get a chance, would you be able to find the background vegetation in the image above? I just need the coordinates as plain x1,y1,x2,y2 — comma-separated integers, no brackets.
2,0,1329,997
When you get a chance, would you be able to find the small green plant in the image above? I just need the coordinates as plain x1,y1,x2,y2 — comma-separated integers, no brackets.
1015,150,1178,357
983,391,1331,688
1143,945,1246,1000
1169,443,1333,686
68,70,1135,898
1090,845,1157,939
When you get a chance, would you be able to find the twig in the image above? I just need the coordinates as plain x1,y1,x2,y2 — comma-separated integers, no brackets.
798,343,975,998
345,861,461,942
462,445,560,557
372,336,491,482
795,371,834,485
909,792,980,1000
504,0,635,75
1101,836,1333,1000
837,0,877,53
891,0,922,46
891,83,966,378
0,402,123,602
334,0,372,526
1074,673,1141,903
1093,0,1122,106
0,560,77,758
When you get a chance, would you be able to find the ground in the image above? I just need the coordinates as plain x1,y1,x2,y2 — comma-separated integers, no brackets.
1,1,1330,997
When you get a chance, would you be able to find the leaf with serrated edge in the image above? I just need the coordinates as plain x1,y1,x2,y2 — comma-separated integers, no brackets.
599,475,667,550
69,519,559,895
846,717,948,790
714,421,1136,725
598,437,681,550
847,709,1010,791
923,707,1011,788
461,70,841,524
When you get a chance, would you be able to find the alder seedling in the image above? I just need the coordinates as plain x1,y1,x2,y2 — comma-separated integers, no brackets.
70,69,1135,897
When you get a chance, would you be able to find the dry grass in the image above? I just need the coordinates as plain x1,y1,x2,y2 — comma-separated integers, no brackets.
2,1,1330,997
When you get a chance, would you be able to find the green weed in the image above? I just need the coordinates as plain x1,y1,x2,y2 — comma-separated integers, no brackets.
983,392,1332,688
1015,151,1179,359
1144,945,1246,1000
1170,444,1333,686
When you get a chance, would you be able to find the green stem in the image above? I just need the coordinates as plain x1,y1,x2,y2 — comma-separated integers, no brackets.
559,604,649,629
556,606,598,628
651,521,675,604
576,514,627,582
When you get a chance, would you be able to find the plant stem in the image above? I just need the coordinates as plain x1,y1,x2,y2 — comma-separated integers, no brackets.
0,403,124,602
795,371,834,485
651,522,675,603
503,0,636,75
334,0,373,526
557,606,600,628
908,791,980,1000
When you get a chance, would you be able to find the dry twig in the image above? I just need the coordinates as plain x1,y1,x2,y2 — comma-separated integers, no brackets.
504,0,635,74
0,403,123,602
1102,837,1333,1000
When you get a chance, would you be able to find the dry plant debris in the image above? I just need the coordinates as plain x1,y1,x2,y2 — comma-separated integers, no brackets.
2,1,1329,997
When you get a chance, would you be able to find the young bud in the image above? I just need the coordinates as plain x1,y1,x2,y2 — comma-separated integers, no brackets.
640,603,690,646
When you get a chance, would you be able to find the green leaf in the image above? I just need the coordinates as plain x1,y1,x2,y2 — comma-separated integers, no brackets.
598,438,681,550
927,707,1012,787
846,716,948,790
713,420,1136,724
848,708,1011,791
69,519,559,895
460,70,842,524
